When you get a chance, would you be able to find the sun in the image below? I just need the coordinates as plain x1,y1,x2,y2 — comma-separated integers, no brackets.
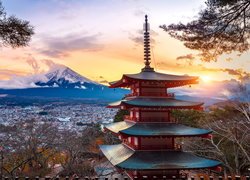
200,75,212,83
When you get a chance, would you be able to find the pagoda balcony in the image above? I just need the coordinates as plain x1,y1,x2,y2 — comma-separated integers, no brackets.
125,93,137,98
140,145,183,151
125,92,175,98
140,92,175,97
140,117,169,122
140,145,173,150
123,140,137,149
124,115,138,121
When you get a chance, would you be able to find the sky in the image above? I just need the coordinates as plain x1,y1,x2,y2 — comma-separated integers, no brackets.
0,0,249,84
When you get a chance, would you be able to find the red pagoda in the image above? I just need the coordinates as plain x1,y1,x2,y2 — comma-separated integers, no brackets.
100,15,221,179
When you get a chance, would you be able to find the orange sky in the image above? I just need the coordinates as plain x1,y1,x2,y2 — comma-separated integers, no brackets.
0,0,249,83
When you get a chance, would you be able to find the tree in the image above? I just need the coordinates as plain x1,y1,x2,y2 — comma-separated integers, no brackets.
177,106,250,176
171,109,205,127
58,126,106,177
113,109,129,122
0,119,61,177
160,0,250,62
0,1,34,47
0,120,108,178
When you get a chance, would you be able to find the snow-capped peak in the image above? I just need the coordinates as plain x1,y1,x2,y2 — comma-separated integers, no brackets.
0,65,99,89
35,65,99,88
44,64,96,84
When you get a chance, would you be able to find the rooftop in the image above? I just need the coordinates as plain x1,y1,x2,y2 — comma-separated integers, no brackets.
108,97,203,109
110,71,199,88
105,121,212,137
100,144,221,170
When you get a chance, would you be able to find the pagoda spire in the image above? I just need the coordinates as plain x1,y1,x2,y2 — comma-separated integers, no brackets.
142,15,154,72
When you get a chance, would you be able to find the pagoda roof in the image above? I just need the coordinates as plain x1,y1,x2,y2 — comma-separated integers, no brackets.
105,121,211,137
126,71,197,81
109,71,198,88
108,97,203,109
105,121,135,134
100,144,221,170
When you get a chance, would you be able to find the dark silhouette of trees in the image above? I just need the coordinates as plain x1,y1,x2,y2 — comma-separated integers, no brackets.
113,109,129,122
160,0,250,62
0,1,34,48
173,104,250,176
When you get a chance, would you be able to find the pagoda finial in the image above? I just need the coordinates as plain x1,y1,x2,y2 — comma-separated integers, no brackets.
142,14,154,72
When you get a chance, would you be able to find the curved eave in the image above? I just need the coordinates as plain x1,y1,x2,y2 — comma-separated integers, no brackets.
99,144,134,166
119,123,212,137
109,77,130,88
124,71,198,81
107,100,122,108
108,98,203,109
105,121,135,134
104,121,211,137
109,72,199,88
100,144,221,170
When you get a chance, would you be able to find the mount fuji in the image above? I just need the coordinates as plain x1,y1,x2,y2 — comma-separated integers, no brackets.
0,65,246,106
34,65,98,89
0,65,129,103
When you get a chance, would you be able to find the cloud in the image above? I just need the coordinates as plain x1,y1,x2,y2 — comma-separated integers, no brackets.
190,64,250,82
0,58,57,88
129,36,144,45
129,29,158,46
176,54,195,61
0,75,41,89
42,59,58,69
26,55,40,74
40,50,68,58
99,80,109,84
39,33,103,58
0,58,68,89
134,9,147,17
222,68,250,81
176,54,195,66
168,79,246,102
95,75,109,84
0,69,27,80
25,55,65,74
0,68,49,89
199,66,221,72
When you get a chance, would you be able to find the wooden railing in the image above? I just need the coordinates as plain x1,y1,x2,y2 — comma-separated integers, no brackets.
124,116,172,122
140,145,171,150
124,115,138,121
125,93,137,98
140,92,175,97
139,117,169,122
124,92,175,98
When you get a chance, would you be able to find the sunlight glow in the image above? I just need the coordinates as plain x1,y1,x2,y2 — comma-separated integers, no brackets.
200,75,212,83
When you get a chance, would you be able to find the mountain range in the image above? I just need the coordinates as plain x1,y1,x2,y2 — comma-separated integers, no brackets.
0,65,128,103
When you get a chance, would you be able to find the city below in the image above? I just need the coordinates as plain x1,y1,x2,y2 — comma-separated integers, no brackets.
0,102,117,131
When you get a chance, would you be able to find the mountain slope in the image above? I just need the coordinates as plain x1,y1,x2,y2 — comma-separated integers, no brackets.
0,65,129,102
35,65,97,88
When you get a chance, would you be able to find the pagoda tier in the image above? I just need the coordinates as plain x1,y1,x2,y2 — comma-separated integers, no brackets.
108,97,203,110
109,71,199,88
105,121,212,137
100,144,221,170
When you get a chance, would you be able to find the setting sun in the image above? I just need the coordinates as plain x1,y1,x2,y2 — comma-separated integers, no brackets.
200,75,212,83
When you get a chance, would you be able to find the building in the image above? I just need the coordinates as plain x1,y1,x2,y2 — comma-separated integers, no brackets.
100,15,221,180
